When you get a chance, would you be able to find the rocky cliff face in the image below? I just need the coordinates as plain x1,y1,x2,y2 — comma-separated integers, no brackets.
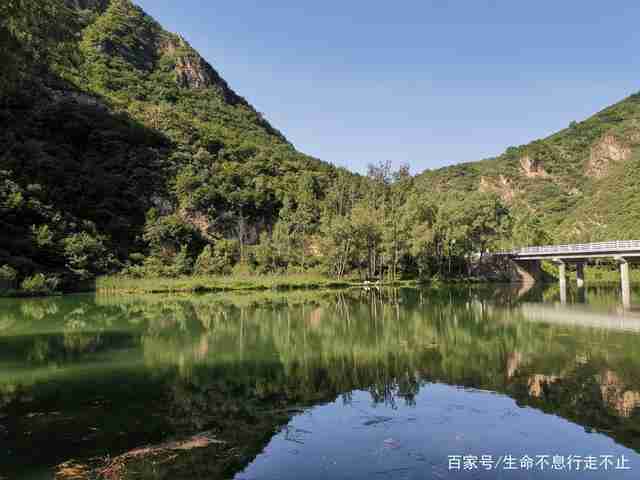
163,38,213,89
586,134,632,178
479,175,516,203
71,0,248,106
159,35,247,105
519,155,548,178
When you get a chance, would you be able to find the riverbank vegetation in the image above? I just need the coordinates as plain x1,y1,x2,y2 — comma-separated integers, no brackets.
3,1,640,297
96,273,357,294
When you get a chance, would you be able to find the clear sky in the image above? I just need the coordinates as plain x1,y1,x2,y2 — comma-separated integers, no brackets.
136,0,640,174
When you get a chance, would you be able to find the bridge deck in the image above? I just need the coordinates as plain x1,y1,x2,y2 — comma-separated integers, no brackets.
495,241,637,307
497,241,640,259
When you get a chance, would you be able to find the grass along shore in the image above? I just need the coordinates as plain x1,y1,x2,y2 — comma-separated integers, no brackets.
4,265,638,298
95,273,416,295
96,266,640,296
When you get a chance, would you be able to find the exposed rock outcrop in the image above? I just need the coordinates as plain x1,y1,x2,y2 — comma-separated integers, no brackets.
179,208,216,242
178,208,267,246
161,37,212,89
160,36,246,105
519,155,548,178
586,134,632,178
479,175,516,203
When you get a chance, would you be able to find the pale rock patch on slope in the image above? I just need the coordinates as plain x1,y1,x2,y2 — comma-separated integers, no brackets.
586,134,632,178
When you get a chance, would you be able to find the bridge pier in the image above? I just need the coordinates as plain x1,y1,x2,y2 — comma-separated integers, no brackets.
553,258,567,304
576,262,585,288
498,241,640,309
616,257,631,310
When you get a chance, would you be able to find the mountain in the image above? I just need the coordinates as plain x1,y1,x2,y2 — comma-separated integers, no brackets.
3,0,640,290
0,0,347,285
415,92,640,243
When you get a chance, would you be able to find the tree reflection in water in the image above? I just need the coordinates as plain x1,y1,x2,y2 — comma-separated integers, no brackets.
0,285,640,478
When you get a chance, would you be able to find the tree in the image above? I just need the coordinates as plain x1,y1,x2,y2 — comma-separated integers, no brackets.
384,164,412,281
509,207,550,248
63,231,115,279
232,211,249,264
400,190,509,278
0,265,17,282
350,201,383,279
0,0,77,94
195,241,237,275
174,245,193,276
32,224,54,248
291,174,319,270
143,210,201,258
254,219,292,273
403,192,438,278
318,214,356,277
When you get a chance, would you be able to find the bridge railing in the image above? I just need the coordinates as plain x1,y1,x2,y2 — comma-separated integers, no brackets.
496,240,640,256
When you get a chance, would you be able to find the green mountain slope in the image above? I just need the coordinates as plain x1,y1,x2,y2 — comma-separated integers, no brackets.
1,0,346,286
415,92,640,243
3,0,640,290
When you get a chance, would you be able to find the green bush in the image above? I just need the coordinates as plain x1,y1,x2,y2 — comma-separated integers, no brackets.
120,263,148,278
231,263,254,277
31,224,55,248
63,231,114,279
0,265,18,281
194,241,237,275
20,273,60,295
140,255,172,277
173,245,193,276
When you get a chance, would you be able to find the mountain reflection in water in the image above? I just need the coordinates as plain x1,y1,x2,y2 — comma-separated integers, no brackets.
1,284,640,479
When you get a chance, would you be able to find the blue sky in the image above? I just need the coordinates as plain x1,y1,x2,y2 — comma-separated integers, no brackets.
136,0,640,174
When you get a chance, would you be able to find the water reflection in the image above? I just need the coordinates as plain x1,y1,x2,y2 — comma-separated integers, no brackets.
1,285,640,478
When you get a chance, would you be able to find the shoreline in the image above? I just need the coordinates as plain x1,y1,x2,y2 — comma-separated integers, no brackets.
94,274,420,295
1,274,633,299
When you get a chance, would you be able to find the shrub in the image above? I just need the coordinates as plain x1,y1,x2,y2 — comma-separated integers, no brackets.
173,245,193,276
120,263,147,278
231,262,253,277
63,231,116,279
143,211,202,255
194,240,237,275
31,224,54,248
0,264,18,281
129,252,146,264
21,273,60,295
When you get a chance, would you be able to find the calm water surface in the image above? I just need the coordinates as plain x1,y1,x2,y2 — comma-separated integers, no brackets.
1,285,640,479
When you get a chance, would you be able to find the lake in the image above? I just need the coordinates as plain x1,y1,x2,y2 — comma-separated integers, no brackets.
1,284,640,479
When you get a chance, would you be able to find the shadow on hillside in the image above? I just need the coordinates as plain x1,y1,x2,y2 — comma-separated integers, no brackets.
0,70,172,279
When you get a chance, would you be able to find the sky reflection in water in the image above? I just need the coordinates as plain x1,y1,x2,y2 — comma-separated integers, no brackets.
1,284,640,478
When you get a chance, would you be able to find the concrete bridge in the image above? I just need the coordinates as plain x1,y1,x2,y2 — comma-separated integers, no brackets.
496,241,640,308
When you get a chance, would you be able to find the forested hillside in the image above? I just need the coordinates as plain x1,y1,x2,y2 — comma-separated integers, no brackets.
2,0,639,294
0,0,353,291
416,92,640,242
